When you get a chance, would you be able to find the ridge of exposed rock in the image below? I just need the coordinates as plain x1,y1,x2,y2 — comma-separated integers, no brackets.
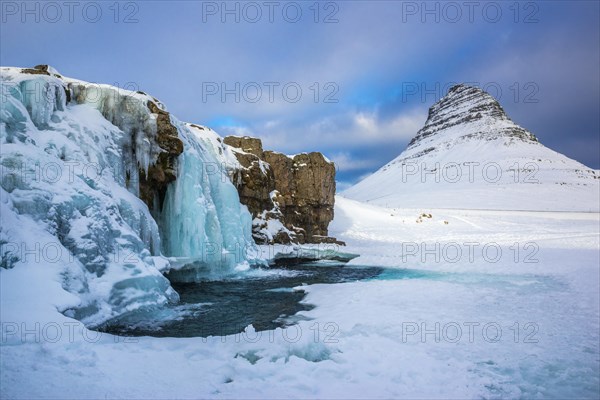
21,64,63,78
408,84,538,149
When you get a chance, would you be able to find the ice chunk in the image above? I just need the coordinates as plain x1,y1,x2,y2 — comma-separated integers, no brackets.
271,245,359,266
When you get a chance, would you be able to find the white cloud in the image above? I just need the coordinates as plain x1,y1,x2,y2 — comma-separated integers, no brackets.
329,152,378,172
213,105,426,158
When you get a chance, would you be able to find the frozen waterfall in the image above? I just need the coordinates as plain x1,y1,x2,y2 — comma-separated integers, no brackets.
160,122,257,281
0,67,260,327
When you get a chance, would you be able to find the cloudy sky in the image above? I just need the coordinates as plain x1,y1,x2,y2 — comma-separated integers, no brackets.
2,0,598,189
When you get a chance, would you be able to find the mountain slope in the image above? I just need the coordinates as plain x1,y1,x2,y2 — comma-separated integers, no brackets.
344,84,599,211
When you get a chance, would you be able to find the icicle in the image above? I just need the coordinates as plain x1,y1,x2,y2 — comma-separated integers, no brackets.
68,82,161,180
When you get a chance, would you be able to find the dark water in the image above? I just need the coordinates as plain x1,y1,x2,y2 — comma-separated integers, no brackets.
100,264,558,338
102,263,384,338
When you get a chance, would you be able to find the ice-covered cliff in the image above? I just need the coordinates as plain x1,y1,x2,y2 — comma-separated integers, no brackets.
0,66,257,327
344,84,599,211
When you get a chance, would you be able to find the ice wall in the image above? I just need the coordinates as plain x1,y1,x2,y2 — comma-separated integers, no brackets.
0,67,259,326
67,81,163,198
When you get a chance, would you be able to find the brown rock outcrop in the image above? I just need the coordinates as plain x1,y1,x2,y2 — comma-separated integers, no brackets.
223,137,276,219
140,101,184,211
224,136,339,244
21,64,62,77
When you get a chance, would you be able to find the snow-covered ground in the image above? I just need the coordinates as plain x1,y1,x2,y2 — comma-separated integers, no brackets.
2,196,598,399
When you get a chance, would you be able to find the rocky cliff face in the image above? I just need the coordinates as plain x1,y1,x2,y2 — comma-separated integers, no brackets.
223,136,338,244
222,136,275,218
140,101,184,212
18,66,338,245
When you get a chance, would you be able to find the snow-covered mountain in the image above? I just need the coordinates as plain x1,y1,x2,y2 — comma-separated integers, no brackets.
0,66,257,327
344,84,599,211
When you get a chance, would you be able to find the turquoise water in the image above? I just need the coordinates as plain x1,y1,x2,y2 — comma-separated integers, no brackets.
101,264,563,338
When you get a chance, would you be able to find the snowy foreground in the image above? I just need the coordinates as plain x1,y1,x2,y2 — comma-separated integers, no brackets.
2,196,599,399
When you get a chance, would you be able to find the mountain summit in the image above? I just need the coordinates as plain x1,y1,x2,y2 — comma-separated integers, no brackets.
408,84,538,149
344,84,599,211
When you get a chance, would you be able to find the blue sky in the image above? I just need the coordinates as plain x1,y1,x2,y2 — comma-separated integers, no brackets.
2,0,599,189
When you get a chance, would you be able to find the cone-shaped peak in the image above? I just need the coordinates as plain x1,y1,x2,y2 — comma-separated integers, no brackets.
407,84,536,148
